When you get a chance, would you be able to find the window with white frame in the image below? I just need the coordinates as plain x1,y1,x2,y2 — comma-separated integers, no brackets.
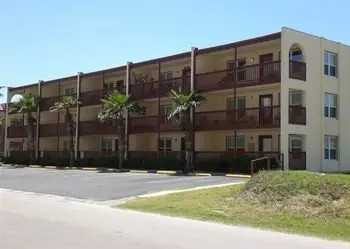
324,135,338,160
159,138,172,152
102,139,114,151
159,104,172,123
324,93,337,118
289,91,303,106
324,51,337,77
226,135,245,151
160,71,173,81
64,88,75,96
226,97,246,109
289,134,304,152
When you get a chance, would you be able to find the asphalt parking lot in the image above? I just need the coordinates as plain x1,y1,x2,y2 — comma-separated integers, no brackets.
0,167,245,201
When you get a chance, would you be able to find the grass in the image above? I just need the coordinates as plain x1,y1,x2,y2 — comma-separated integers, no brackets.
120,171,350,241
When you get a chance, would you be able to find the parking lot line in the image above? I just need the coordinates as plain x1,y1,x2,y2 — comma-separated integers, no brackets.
146,177,209,184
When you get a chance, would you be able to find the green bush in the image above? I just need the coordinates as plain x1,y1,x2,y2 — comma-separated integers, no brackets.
193,155,250,174
126,156,184,171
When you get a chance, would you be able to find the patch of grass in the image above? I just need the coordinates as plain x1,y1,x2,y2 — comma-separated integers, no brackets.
120,171,350,241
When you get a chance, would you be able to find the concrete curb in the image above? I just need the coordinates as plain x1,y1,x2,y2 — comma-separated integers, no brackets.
10,164,251,179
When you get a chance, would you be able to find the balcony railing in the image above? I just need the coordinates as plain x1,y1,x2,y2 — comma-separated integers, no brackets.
289,106,306,125
7,126,27,138
129,77,190,100
289,61,306,81
80,85,126,106
196,61,281,92
129,115,180,134
195,106,281,131
79,120,119,135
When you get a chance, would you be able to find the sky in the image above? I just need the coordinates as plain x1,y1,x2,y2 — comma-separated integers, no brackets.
1,0,350,102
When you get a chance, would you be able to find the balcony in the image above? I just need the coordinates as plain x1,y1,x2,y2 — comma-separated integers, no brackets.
7,126,27,138
196,61,281,92
79,121,118,136
80,85,125,106
40,96,59,111
289,61,306,81
129,116,180,134
195,106,281,131
289,106,306,125
129,77,190,100
39,123,73,137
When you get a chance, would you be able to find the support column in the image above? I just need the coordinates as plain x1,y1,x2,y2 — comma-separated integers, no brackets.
233,45,238,158
124,62,132,160
157,60,161,158
56,81,61,152
75,72,83,160
35,80,43,160
190,47,198,163
4,88,10,157
101,72,104,155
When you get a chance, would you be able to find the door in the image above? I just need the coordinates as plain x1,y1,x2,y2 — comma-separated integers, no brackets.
259,53,273,78
259,135,273,152
259,94,273,126
182,66,191,89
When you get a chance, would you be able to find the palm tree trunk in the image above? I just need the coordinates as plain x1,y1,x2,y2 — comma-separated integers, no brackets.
117,119,125,170
184,130,194,174
65,111,74,167
26,113,35,163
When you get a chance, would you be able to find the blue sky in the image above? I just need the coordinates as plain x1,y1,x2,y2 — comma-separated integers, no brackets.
1,0,349,101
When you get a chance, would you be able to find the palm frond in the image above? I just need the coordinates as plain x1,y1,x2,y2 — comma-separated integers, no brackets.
49,95,80,112
10,92,40,114
168,90,205,120
98,91,145,123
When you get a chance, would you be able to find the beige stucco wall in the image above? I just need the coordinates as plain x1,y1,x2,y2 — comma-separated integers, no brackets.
281,27,350,172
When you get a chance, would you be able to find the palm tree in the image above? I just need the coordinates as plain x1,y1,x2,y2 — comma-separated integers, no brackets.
10,92,40,162
49,96,80,167
98,91,144,170
168,89,205,173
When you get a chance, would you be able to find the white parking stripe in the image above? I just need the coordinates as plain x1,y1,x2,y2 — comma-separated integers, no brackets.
146,177,209,184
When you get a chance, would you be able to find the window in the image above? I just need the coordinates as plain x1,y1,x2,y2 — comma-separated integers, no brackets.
64,88,75,96
159,138,172,152
226,135,245,151
10,118,23,126
289,91,303,106
9,142,22,151
102,139,113,151
159,104,172,116
324,135,338,160
290,49,303,62
226,97,246,109
324,94,337,118
324,51,337,77
63,140,76,151
160,72,173,81
103,82,114,89
289,134,304,152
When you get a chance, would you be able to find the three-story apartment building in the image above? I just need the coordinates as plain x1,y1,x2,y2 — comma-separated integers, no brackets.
5,27,350,172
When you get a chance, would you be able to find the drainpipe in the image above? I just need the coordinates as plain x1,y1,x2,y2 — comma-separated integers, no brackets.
157,60,161,158
233,45,238,158
4,88,10,157
36,80,43,160
75,72,83,160
190,47,198,163
125,62,132,160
